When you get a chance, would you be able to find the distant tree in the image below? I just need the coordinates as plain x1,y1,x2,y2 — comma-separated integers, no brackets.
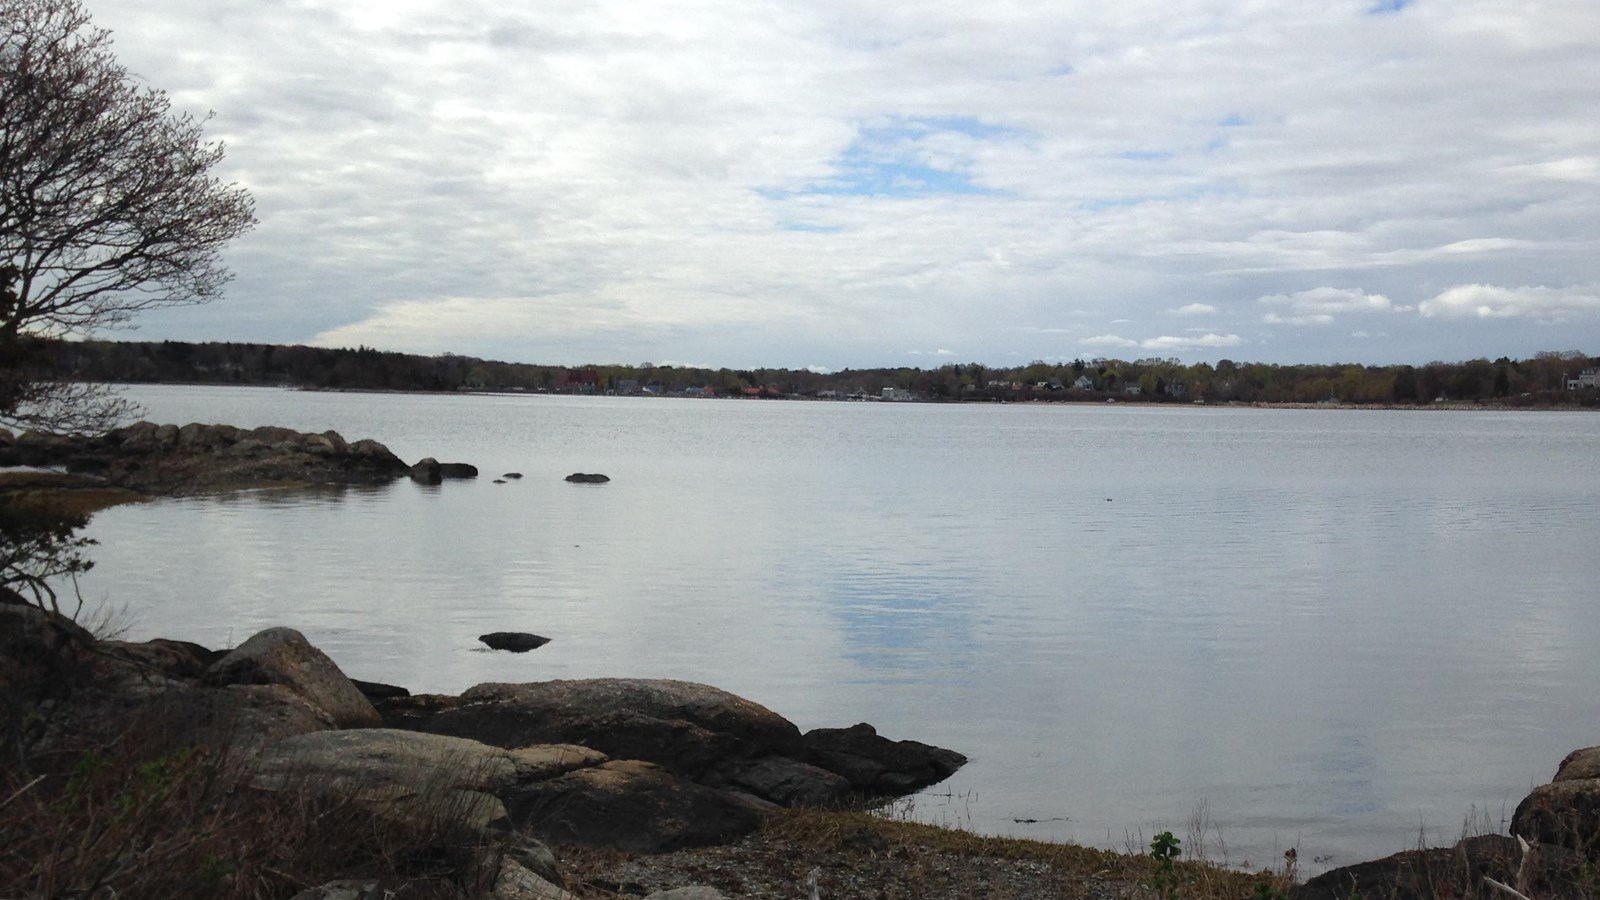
0,0,256,434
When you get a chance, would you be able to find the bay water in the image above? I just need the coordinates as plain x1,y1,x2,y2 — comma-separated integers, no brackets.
76,385,1600,872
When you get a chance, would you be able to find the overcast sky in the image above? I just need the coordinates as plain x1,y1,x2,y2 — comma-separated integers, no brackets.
84,0,1600,370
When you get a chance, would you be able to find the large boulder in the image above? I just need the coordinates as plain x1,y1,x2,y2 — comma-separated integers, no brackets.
202,627,382,729
1513,745,1600,858
479,632,551,653
1295,835,1593,900
509,759,770,852
394,679,804,776
253,729,523,835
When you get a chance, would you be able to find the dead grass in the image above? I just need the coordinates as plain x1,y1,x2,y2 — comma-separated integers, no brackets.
561,805,1291,900
0,709,506,900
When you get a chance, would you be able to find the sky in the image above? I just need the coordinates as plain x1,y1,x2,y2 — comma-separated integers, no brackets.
81,0,1600,370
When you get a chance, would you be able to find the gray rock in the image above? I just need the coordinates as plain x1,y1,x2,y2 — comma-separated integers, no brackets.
400,678,803,776
1513,780,1600,856
1555,746,1600,783
203,627,381,729
564,473,610,483
479,632,551,653
503,472,523,479
410,457,442,484
439,462,478,479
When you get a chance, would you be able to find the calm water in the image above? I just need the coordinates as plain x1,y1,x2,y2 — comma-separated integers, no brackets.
74,385,1600,872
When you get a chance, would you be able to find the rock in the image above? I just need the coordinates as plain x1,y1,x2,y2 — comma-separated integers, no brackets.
1,421,412,495
1294,834,1593,900
503,835,564,888
352,678,411,701
564,473,610,483
1555,746,1600,783
253,729,520,836
708,755,853,807
494,479,506,484
202,627,382,729
1514,780,1600,856
507,744,610,781
410,458,442,484
801,722,968,795
503,472,523,479
509,759,770,852
491,857,580,900
399,679,804,777
439,462,478,479
479,632,551,653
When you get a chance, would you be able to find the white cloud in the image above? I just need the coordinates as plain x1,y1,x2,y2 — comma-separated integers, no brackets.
1259,287,1400,326
1418,284,1600,320
1139,333,1244,351
1080,332,1242,352
1080,334,1140,348
1170,303,1219,315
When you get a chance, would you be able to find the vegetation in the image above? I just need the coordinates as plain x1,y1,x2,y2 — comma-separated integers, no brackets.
22,339,1600,408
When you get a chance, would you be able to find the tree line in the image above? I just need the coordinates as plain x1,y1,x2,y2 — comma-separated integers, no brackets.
26,338,1600,407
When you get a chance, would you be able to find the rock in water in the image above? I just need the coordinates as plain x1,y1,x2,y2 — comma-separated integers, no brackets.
479,632,552,653
565,473,610,483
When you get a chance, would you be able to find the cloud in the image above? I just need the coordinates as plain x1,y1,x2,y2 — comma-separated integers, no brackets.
1259,287,1401,325
79,0,1600,366
1080,335,1140,348
1080,333,1243,351
1139,333,1244,351
1418,284,1600,320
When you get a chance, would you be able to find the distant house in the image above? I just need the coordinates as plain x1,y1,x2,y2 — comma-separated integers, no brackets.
1163,381,1188,399
882,387,916,402
1124,383,1142,396
1567,367,1600,390
1072,375,1096,391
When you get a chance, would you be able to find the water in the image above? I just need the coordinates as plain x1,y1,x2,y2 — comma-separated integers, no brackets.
71,385,1600,872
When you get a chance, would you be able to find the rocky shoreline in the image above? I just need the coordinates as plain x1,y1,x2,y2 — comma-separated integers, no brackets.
3,422,1599,898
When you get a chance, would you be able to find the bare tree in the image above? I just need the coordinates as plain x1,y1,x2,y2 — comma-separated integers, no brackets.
0,0,255,434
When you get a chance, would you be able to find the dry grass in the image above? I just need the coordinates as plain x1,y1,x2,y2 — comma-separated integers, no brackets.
560,804,1291,900
0,712,506,900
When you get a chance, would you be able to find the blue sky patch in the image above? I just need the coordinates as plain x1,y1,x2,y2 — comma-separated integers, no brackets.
767,116,1025,199
1368,0,1413,13
1120,149,1173,162
1220,113,1249,127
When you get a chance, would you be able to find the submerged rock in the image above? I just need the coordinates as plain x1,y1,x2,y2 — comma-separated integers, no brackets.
564,473,610,483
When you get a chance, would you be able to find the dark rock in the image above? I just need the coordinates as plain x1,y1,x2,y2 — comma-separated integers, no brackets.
352,679,411,701
508,759,770,852
438,462,478,479
0,421,411,495
564,473,610,483
801,722,968,795
708,755,852,807
410,458,442,484
479,632,551,653
1555,746,1600,783
503,472,523,479
203,627,382,729
494,479,506,484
